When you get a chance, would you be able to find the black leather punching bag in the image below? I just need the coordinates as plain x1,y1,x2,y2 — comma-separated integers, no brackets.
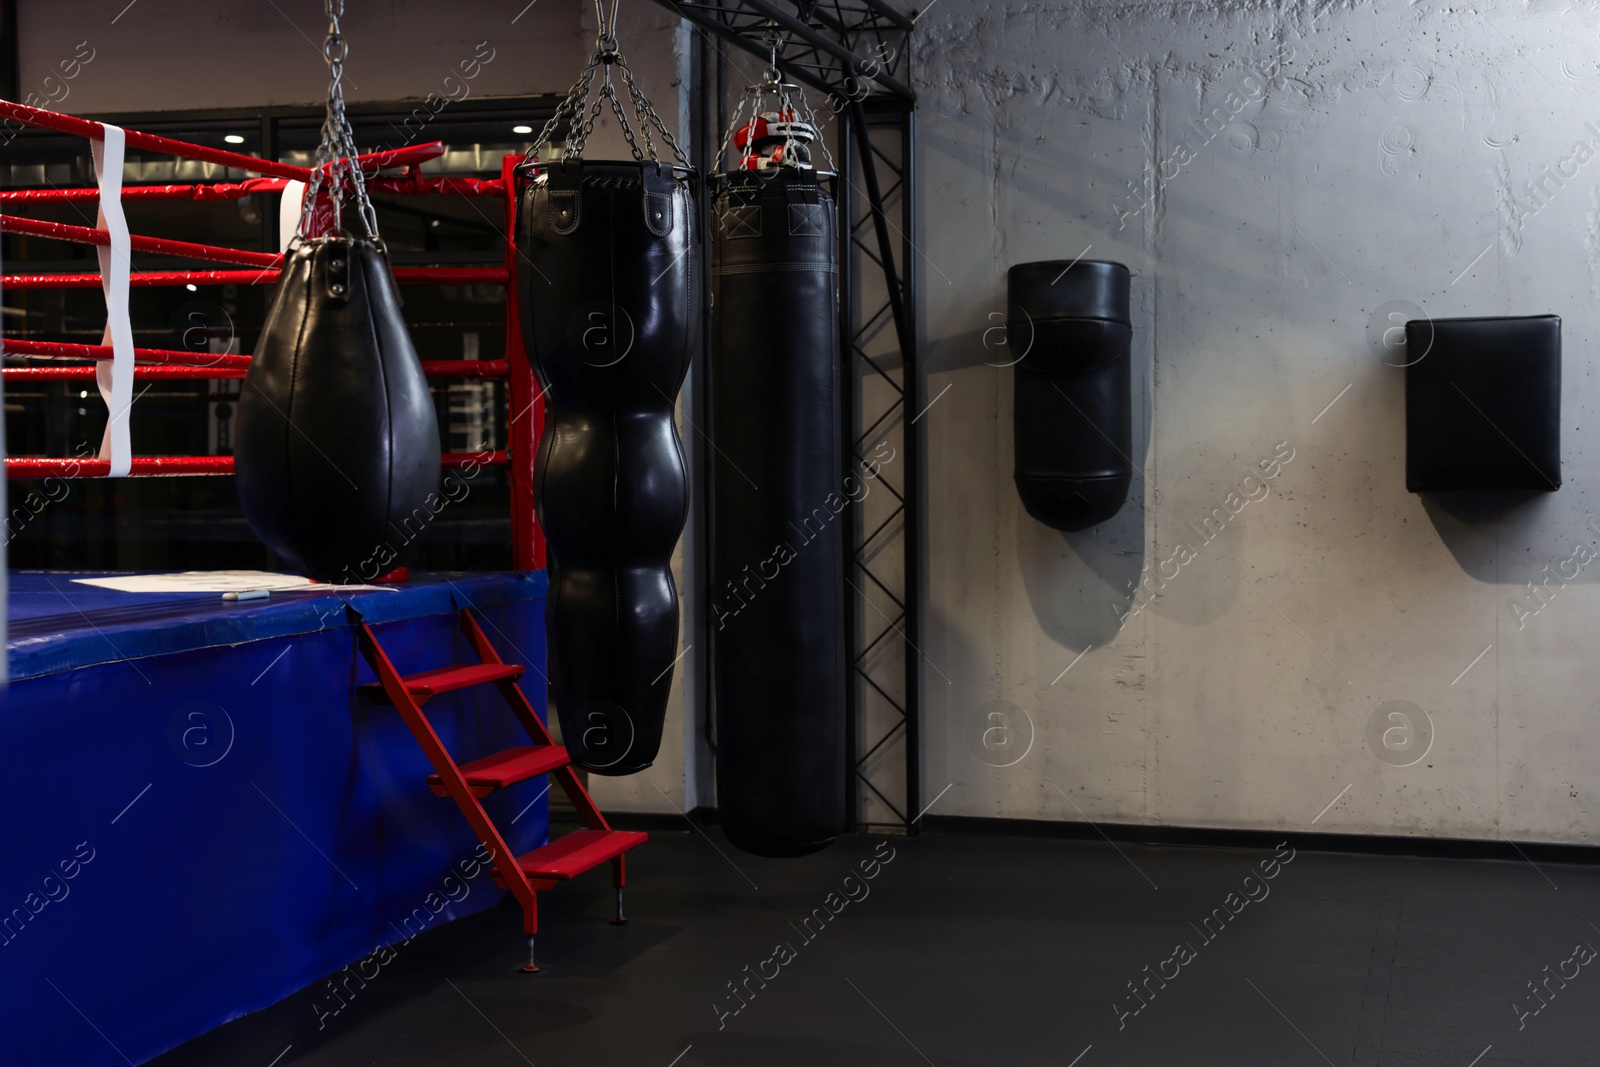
711,169,846,857
518,160,698,775
1009,260,1132,531
236,236,441,582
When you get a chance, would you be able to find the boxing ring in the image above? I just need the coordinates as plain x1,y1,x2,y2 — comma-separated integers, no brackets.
0,101,552,1065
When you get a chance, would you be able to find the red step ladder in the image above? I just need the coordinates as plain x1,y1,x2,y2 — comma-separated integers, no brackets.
357,608,646,972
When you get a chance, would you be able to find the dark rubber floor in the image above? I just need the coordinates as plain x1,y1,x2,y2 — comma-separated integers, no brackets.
151,824,1600,1066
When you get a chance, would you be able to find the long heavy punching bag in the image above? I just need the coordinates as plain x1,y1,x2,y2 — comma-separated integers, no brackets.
236,7,439,583
1009,260,1132,531
516,27,698,775
711,90,847,857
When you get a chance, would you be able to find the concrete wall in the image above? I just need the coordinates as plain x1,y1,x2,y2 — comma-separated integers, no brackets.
916,0,1600,844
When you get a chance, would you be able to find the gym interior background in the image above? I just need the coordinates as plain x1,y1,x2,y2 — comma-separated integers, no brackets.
6,2,1600,1065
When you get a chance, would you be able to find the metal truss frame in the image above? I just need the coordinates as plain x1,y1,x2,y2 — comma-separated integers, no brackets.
662,0,921,833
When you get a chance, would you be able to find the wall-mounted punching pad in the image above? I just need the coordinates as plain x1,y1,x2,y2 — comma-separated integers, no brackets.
1008,260,1133,532
518,161,698,776
711,169,846,857
235,236,441,583
1405,315,1561,492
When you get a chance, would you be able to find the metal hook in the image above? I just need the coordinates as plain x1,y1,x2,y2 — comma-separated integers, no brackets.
762,23,783,85
594,0,620,45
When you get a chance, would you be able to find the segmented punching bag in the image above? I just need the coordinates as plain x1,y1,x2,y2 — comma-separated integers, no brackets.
1009,260,1132,531
236,7,439,583
710,82,847,857
516,29,698,775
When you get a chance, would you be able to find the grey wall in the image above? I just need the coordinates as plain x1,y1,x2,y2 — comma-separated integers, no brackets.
916,0,1600,844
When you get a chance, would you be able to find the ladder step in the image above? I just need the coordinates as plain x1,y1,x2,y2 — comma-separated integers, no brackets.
426,745,571,797
361,662,523,704
493,829,648,884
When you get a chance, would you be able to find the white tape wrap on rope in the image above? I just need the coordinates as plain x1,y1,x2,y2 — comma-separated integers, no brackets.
279,180,307,252
91,124,133,478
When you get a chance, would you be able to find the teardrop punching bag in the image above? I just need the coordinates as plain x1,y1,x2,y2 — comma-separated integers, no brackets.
236,17,439,583
710,90,847,857
1009,260,1133,532
516,33,699,776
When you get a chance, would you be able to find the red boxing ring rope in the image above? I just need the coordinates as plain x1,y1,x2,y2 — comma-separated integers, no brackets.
0,100,445,180
4,337,253,368
1,212,283,268
1,338,510,380
0,267,510,288
4,452,509,478
1,362,508,382
0,175,506,204
1,102,545,570
5,366,249,381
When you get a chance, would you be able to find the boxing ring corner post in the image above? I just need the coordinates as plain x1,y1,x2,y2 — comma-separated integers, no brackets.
1,240,7,681
501,152,544,572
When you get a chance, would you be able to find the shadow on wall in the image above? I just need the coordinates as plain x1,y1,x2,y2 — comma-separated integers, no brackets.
1422,492,1559,583
922,292,1148,656
1015,301,1151,653
1017,476,1145,652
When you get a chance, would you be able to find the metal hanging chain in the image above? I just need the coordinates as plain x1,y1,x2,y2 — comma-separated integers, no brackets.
796,76,836,175
520,0,689,170
718,28,835,176
766,30,799,172
715,86,751,170
299,0,381,241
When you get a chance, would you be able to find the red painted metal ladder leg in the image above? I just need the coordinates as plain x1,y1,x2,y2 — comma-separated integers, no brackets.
358,608,647,973
456,609,634,926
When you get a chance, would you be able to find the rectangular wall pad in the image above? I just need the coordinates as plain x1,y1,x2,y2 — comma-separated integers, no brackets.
1405,314,1561,492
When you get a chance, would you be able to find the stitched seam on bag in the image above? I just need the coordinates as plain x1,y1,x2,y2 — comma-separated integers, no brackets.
711,261,838,274
673,186,692,543
552,189,580,235
284,249,315,569
361,251,394,548
719,204,762,239
788,204,825,236
645,190,671,237
608,184,623,736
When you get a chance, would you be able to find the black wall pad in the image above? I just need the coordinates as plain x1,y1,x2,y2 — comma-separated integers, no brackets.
1405,314,1561,492
1009,260,1133,531
709,170,847,857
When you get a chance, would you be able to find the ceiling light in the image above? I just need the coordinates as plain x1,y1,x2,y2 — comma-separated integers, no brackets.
513,125,533,134
185,283,198,292
224,134,246,144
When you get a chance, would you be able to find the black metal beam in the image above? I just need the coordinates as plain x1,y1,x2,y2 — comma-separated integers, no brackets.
673,0,920,834
837,105,860,826
736,0,913,100
649,0,914,103
0,0,16,104
892,97,920,835
848,99,912,366
668,2,835,97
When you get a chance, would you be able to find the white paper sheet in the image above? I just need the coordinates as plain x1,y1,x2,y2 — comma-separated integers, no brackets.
70,571,406,594
72,571,316,593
